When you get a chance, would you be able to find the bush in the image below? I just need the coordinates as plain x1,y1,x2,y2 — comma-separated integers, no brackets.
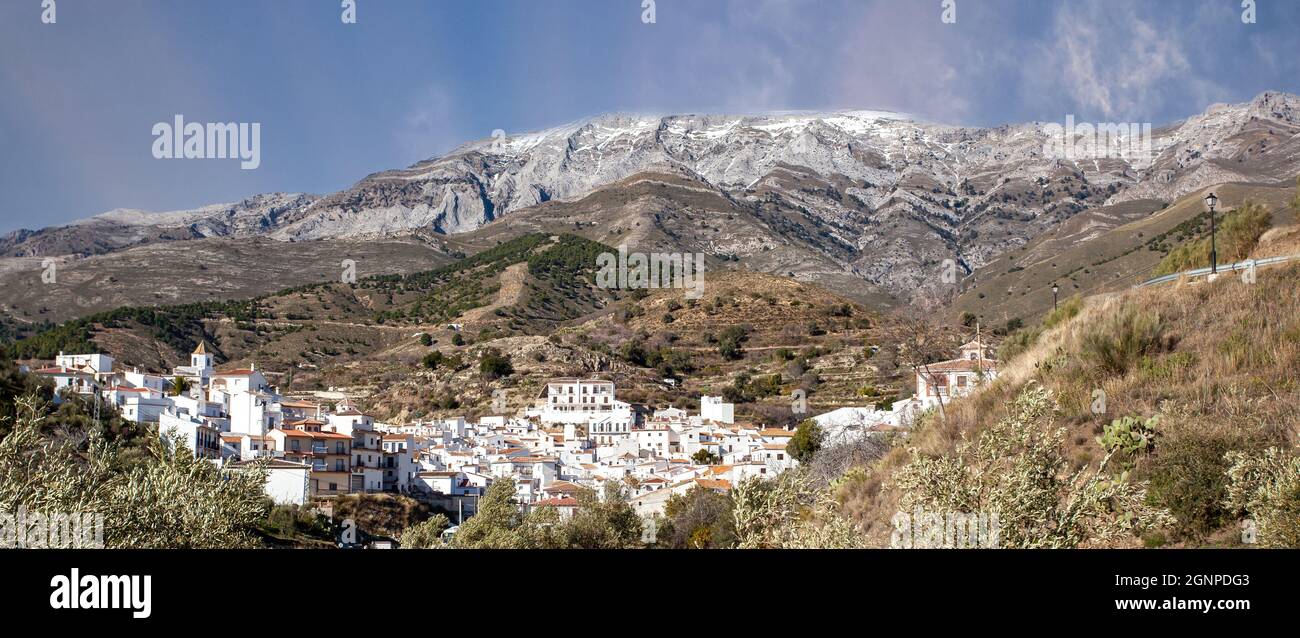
1154,200,1272,276
479,348,514,380
400,513,451,549
663,486,735,549
1145,426,1249,540
717,325,749,360
1079,306,1165,376
1096,415,1158,465
0,396,271,548
889,384,1171,548
1224,447,1300,547
786,420,824,464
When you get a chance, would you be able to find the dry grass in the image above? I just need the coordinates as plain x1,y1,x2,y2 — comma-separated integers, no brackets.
843,237,1300,546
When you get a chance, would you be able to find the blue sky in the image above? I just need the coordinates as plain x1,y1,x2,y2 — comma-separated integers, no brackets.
1,0,1298,233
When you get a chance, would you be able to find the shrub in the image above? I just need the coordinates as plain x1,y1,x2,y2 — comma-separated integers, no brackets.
400,513,451,549
1079,307,1164,376
1224,447,1300,547
731,471,864,549
1096,415,1158,463
0,396,271,548
889,384,1171,548
1144,424,1250,540
663,486,735,549
1154,200,1271,276
786,420,824,464
479,348,514,379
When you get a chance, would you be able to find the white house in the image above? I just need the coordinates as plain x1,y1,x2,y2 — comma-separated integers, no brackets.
915,338,998,411
229,459,311,506
55,352,114,374
699,396,735,424
539,379,634,430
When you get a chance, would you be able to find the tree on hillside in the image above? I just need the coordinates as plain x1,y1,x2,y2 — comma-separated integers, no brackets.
786,419,824,464
885,307,959,420
478,348,514,380
717,325,749,360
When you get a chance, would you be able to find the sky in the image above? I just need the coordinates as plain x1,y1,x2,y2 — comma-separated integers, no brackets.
1,0,1298,233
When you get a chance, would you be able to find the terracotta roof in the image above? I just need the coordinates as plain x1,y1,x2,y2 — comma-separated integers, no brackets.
192,341,208,355
919,357,996,374
534,497,579,508
694,478,732,490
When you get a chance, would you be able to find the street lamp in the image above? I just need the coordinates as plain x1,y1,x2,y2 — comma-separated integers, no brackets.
1205,192,1219,274
1051,283,1059,310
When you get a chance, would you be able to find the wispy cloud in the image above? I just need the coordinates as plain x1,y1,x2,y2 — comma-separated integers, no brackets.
398,84,462,163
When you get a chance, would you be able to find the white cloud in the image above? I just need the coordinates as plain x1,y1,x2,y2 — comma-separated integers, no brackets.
1025,0,1221,121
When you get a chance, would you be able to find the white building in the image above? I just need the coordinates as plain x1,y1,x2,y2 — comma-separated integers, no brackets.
538,379,634,430
699,396,735,424
229,459,311,506
172,342,215,384
56,352,114,374
915,338,998,411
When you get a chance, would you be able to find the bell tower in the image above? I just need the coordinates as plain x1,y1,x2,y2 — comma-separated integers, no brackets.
191,341,214,372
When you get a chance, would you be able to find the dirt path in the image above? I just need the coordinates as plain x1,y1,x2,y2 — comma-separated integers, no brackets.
459,262,529,323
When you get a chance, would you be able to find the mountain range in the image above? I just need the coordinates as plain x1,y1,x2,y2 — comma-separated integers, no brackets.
4,91,1300,325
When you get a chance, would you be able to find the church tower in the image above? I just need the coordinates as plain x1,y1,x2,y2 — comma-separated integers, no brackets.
191,341,214,372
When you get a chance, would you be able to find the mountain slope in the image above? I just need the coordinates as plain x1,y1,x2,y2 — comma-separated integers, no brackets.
846,229,1300,547
6,92,1300,319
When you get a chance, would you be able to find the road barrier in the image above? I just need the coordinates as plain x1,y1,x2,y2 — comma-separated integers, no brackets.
1135,254,1299,288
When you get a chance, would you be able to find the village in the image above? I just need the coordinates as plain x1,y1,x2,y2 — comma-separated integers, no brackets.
26,337,997,537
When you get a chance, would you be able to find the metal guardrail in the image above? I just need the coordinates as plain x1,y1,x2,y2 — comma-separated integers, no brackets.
1135,254,1300,288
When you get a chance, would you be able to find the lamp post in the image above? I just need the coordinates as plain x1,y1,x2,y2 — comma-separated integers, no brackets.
1205,192,1219,274
1051,283,1059,311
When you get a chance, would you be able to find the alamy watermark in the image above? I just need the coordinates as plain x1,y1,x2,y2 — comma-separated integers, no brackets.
596,245,705,300
1042,116,1152,162
152,115,261,170
1,506,105,548
891,509,1001,549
